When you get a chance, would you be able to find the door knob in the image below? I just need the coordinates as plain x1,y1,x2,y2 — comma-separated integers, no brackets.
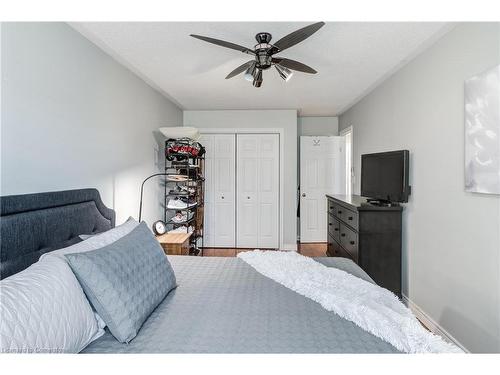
302,193,306,197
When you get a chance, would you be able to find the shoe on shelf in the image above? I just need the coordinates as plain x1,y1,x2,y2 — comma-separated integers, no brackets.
168,226,194,234
178,197,197,208
171,212,187,223
167,174,189,182
167,199,188,209
178,185,196,194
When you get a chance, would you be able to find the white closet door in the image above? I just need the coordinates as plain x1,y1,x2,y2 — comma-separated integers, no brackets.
237,134,279,249
200,134,235,247
300,136,345,243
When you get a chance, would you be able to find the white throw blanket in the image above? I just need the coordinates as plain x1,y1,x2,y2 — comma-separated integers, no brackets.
237,250,461,353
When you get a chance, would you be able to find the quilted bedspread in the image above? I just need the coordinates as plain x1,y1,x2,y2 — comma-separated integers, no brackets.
82,256,399,353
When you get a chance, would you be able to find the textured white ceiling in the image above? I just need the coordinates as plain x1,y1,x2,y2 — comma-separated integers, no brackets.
71,22,451,116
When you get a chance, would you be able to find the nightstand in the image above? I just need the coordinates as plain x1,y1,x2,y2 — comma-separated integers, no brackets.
156,232,192,255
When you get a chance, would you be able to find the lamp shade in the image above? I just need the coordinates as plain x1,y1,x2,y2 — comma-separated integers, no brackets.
244,62,257,81
275,64,293,82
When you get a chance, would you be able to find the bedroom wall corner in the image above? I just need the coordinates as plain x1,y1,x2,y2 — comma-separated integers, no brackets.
338,22,500,353
0,22,183,226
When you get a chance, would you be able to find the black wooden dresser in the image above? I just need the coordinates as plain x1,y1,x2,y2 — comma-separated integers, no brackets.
326,194,403,297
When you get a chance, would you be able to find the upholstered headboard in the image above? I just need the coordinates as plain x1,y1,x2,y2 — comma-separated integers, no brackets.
0,188,115,280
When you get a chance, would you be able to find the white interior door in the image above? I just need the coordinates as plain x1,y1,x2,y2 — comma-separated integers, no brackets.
200,134,235,247
237,134,279,249
300,136,345,243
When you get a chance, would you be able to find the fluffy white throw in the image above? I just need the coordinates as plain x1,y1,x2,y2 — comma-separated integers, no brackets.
237,250,461,353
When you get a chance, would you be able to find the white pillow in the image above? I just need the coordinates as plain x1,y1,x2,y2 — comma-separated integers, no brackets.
41,217,139,260
0,256,102,353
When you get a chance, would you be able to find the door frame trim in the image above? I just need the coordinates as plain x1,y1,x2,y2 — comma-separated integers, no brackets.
199,128,285,250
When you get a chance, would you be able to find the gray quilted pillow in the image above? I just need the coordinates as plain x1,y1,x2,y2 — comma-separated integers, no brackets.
65,222,176,343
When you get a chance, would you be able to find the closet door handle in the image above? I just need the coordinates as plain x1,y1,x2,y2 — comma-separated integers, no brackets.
341,233,346,237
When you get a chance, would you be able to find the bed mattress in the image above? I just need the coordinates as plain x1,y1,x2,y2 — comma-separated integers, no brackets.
82,256,399,353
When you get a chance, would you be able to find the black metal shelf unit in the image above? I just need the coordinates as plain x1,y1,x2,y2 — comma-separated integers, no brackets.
163,140,205,256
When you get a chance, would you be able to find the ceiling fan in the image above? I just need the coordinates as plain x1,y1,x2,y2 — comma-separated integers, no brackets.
190,22,325,88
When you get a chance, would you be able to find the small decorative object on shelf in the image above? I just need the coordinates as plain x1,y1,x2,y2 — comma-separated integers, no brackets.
164,137,205,256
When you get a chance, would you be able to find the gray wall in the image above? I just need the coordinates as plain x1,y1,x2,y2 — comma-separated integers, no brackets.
184,110,298,249
1,23,183,225
298,116,339,136
339,23,500,352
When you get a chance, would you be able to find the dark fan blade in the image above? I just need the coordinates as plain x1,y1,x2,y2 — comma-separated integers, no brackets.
273,22,325,53
225,61,254,79
190,34,254,54
272,58,317,74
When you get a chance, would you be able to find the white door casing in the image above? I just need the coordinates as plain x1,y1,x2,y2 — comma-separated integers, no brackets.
237,134,279,249
200,134,236,247
300,136,345,243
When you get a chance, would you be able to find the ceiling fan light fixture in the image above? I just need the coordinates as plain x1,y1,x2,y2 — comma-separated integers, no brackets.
253,69,263,87
275,64,293,82
244,62,257,81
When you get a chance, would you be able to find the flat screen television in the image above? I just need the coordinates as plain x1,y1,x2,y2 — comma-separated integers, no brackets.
361,150,410,204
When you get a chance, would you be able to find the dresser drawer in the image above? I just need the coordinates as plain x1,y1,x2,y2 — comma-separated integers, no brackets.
339,223,359,262
327,199,337,216
340,207,358,231
327,235,353,260
327,214,340,241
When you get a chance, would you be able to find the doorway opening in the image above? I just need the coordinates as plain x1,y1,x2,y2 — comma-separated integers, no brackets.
340,126,353,196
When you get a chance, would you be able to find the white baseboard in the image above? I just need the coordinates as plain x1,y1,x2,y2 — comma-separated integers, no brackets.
402,294,468,353
281,243,298,251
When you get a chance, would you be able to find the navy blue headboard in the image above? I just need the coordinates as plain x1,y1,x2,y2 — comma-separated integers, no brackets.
0,188,115,279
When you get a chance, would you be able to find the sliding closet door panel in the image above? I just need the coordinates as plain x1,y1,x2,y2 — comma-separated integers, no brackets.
236,137,259,247
257,135,279,248
212,135,235,247
237,134,279,249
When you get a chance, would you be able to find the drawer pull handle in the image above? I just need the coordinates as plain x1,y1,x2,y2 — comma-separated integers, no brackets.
338,210,342,214
330,206,333,210
350,240,355,245
328,223,332,226
348,216,353,220
341,233,346,237
334,228,339,231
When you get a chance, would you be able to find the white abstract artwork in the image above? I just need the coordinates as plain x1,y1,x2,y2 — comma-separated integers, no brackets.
465,64,500,194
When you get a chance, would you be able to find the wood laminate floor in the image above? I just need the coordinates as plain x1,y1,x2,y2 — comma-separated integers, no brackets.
201,242,327,257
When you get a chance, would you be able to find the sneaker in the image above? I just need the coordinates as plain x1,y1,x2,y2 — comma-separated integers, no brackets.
168,189,189,196
171,212,187,223
178,185,196,194
167,199,188,209
168,226,194,234
167,174,189,182
178,197,197,208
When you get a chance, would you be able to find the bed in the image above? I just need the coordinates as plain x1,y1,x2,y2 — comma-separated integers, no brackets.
0,188,399,353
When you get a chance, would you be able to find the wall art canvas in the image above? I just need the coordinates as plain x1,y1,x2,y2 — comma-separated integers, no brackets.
465,64,500,194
